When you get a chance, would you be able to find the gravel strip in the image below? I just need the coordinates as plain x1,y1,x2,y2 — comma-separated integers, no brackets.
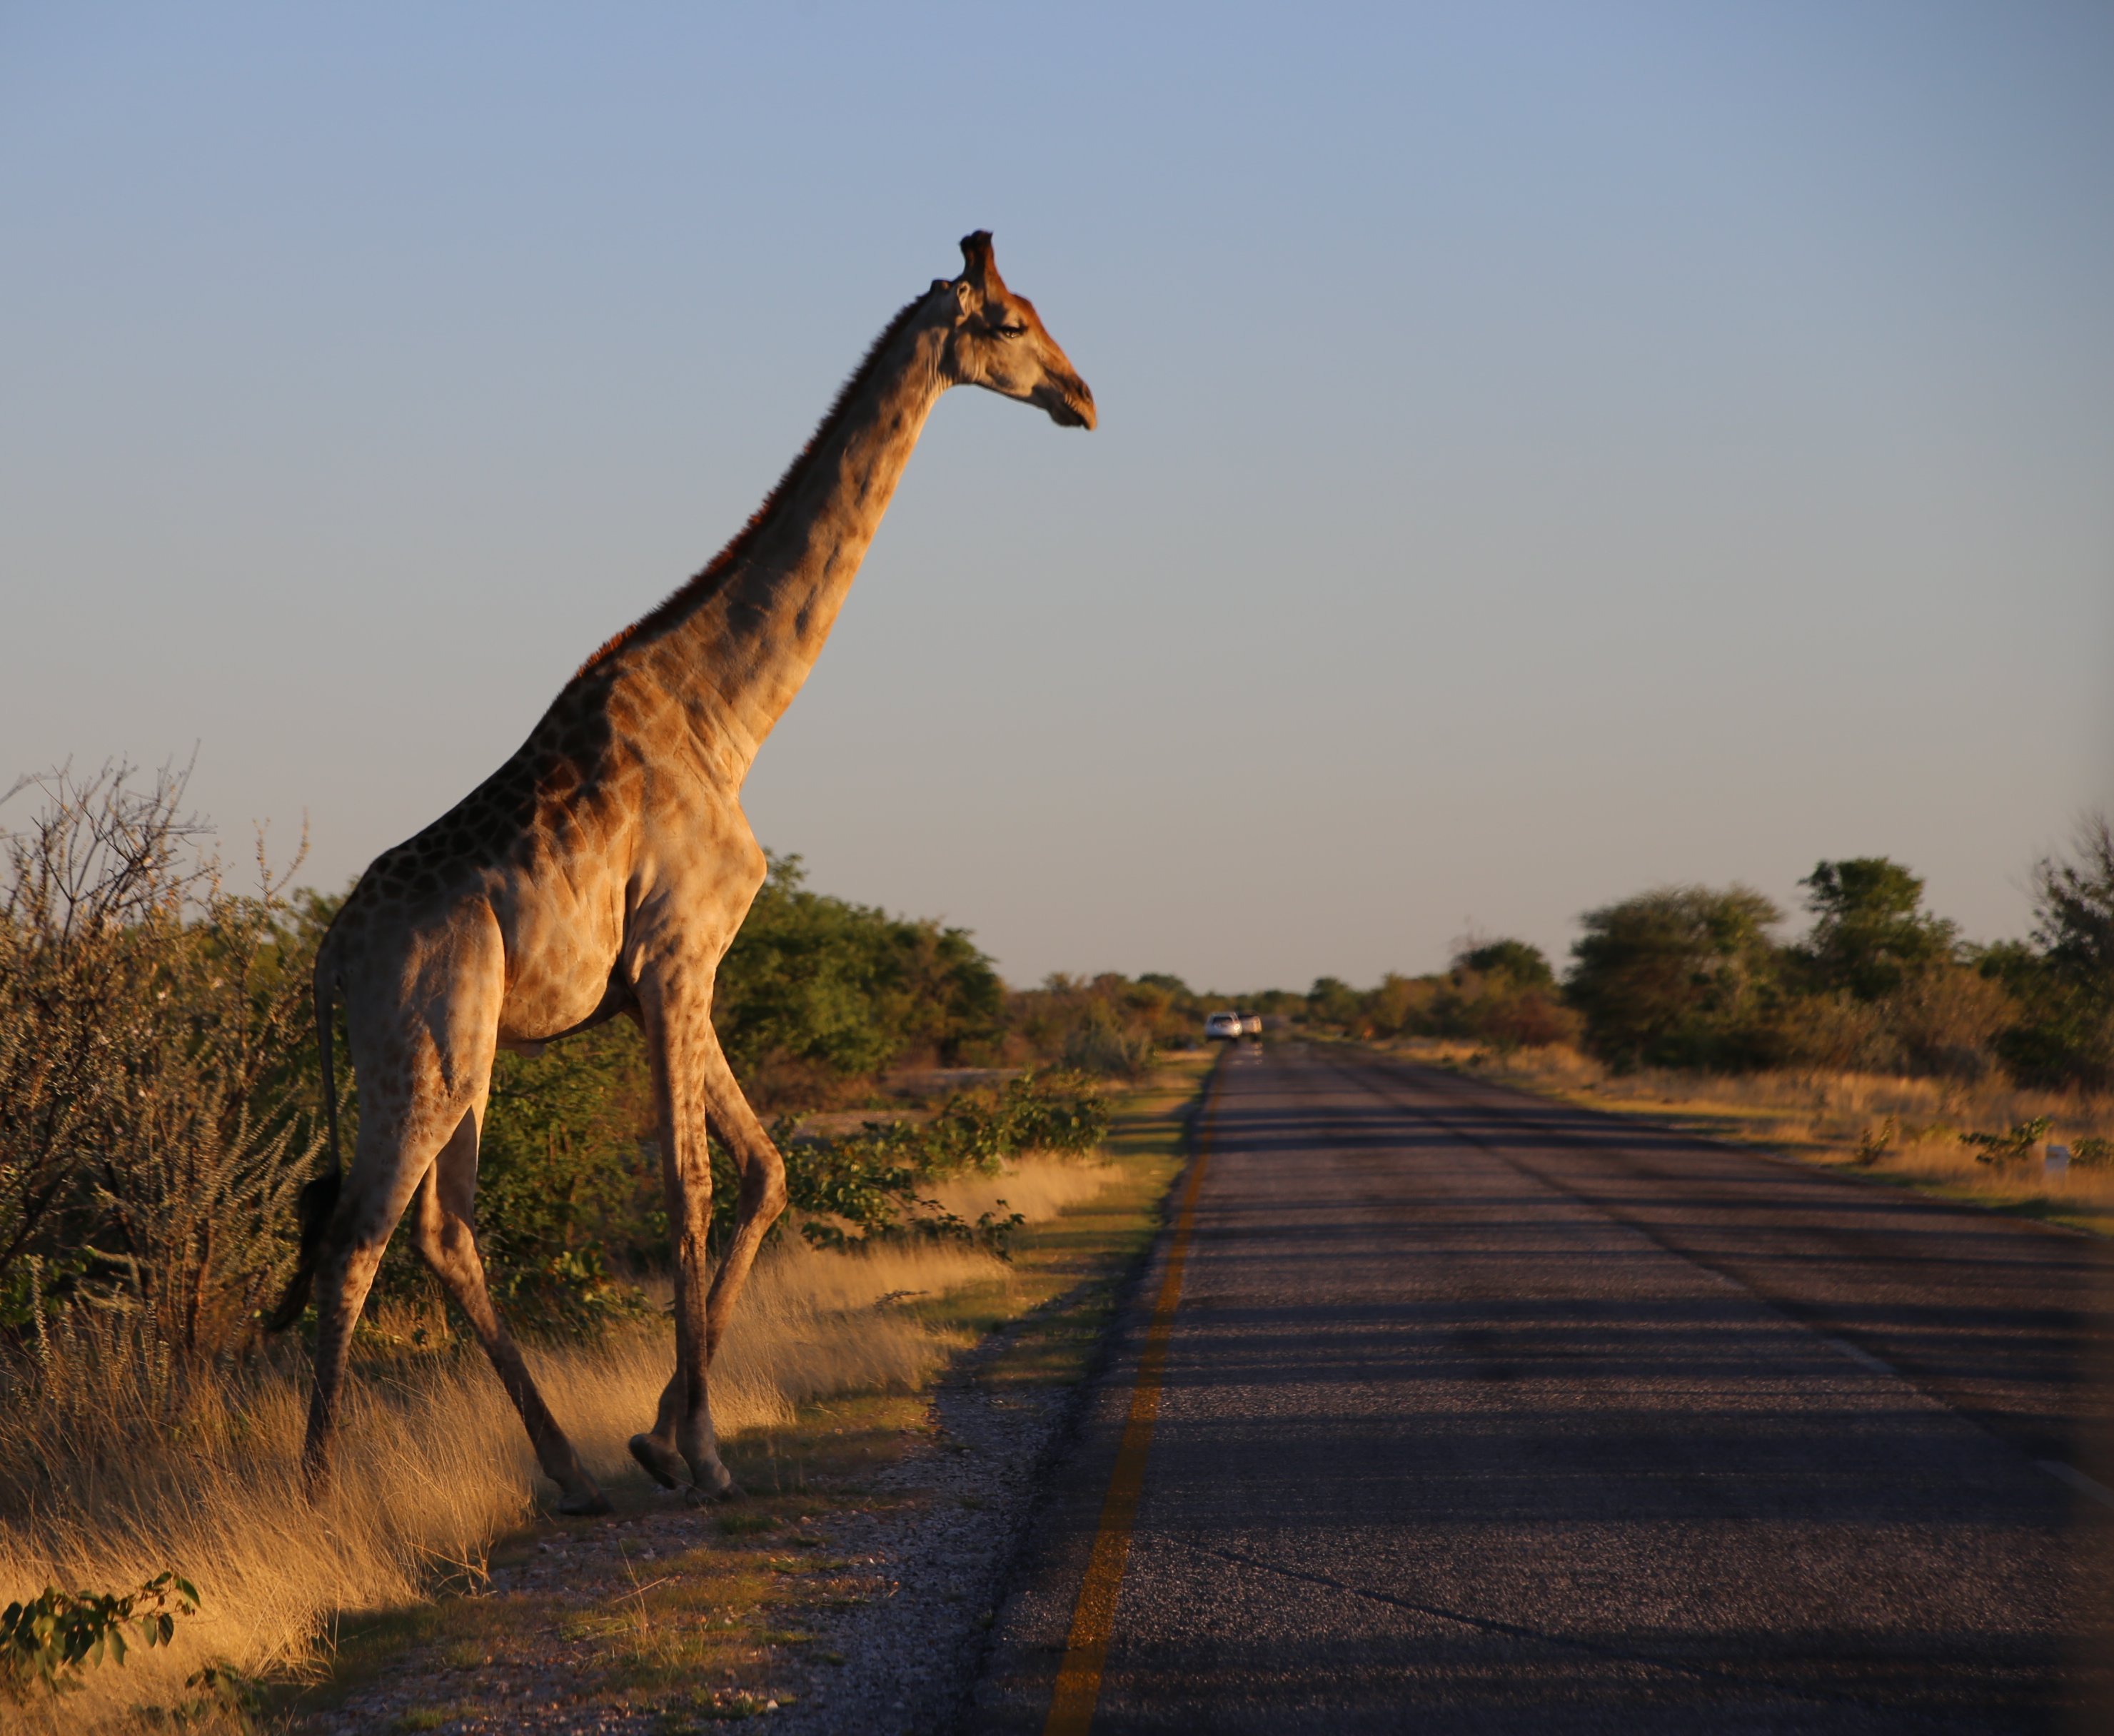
286,1326,1092,1735
765,1346,1081,1736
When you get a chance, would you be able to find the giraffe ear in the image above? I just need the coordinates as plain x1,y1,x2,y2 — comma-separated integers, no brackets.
958,230,1005,296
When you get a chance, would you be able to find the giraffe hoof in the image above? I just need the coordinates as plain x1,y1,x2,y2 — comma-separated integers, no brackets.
556,1486,613,1517
628,1433,685,1490
684,1477,742,1507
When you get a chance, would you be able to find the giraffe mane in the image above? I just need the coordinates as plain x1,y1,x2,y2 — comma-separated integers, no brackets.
573,291,934,678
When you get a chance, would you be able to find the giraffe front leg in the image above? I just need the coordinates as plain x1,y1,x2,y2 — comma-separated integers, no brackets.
696,1021,788,1362
634,979,738,1503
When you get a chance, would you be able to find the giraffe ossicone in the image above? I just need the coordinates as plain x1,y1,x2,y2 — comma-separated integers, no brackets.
271,233,1094,1513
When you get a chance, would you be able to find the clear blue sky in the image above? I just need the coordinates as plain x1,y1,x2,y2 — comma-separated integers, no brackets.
4,3,2110,991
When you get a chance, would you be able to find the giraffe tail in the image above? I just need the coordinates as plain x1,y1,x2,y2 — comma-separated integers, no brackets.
266,927,346,1333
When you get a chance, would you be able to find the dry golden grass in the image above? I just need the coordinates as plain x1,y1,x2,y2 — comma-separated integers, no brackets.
920,1154,1119,1227
1391,1038,2114,1231
0,1154,1115,1733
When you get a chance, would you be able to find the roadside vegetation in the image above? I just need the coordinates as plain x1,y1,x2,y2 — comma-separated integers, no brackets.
293,1061,1203,1732
6,747,2105,1722
1400,1038,2114,1232
1295,814,2114,1228
1297,817,2113,1100
0,762,1201,1730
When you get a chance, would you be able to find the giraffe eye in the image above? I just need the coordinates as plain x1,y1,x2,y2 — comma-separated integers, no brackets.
993,321,1028,339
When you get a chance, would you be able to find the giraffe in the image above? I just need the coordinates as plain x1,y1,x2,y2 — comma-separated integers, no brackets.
270,233,1094,1513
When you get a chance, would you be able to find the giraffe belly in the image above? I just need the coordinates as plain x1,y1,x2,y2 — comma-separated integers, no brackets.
498,962,628,1046
494,889,629,1044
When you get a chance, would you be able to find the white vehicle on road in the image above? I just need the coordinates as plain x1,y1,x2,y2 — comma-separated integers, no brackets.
1204,1011,1244,1042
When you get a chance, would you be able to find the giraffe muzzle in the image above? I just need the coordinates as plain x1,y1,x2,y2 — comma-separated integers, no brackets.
1041,375,1097,430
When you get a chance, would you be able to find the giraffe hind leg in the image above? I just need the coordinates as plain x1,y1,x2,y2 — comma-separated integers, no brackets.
302,1076,451,1499
413,1115,610,1515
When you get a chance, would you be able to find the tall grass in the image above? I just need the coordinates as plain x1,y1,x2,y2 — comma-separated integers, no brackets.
0,1153,1109,1733
921,1154,1117,1228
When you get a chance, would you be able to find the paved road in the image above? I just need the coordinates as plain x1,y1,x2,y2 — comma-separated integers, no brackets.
974,1044,2114,1733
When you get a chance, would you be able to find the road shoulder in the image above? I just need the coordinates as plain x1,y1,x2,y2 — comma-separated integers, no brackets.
967,1053,1223,1735
275,1061,1207,1736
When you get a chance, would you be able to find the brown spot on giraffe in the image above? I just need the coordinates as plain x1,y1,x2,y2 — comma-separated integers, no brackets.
273,233,1094,1513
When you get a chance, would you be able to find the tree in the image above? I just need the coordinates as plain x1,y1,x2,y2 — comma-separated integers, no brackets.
1454,939,1555,989
1307,976,1368,1035
1566,885,1783,1069
2033,813,2114,986
1797,858,1956,1000
1996,813,2114,1091
712,854,1003,1102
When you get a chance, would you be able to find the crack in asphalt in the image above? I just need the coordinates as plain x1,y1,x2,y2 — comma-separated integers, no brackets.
1160,1531,1908,1718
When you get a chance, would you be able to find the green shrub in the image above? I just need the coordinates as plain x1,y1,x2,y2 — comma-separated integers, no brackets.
1883,964,2016,1079
1855,1117,1898,1166
1305,976,1368,1035
1366,972,1439,1039
923,1070,1109,1166
1960,1117,2053,1166
0,1572,197,1702
1059,1007,1154,1077
1468,984,1579,1053
1009,972,1192,1068
714,853,1002,1099
739,1071,1109,1256
1301,944,1576,1051
470,1023,660,1333
1768,990,1897,1074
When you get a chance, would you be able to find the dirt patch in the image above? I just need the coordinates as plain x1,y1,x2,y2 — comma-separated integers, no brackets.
280,1300,1117,1736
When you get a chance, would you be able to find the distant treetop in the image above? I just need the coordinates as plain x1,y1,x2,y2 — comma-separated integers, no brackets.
1454,939,1555,989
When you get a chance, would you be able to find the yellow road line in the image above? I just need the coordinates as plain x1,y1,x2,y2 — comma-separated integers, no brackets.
1042,1063,1220,1736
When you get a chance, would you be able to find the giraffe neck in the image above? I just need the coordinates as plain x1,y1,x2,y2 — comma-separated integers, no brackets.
618,304,951,783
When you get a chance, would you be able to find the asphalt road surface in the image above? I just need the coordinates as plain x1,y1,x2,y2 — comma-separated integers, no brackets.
973,1044,2114,1734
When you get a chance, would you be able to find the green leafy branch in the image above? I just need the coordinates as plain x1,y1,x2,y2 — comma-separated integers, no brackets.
1960,1117,2053,1166
1,1572,198,1702
759,1071,1105,1256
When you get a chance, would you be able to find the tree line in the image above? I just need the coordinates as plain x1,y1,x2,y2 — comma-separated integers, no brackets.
4,760,2108,1374
1292,822,2114,1095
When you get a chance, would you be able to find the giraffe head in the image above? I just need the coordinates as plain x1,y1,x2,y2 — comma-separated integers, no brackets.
935,231,1097,430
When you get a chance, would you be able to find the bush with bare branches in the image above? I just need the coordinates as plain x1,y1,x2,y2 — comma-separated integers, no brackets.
0,764,324,1386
